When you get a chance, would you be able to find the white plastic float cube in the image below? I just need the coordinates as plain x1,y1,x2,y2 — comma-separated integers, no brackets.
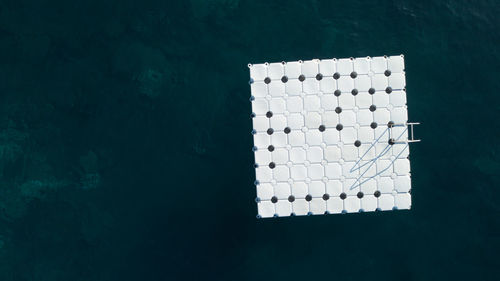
249,55,413,218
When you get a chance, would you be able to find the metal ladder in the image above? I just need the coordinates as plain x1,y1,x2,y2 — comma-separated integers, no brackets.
388,122,421,144
407,122,421,143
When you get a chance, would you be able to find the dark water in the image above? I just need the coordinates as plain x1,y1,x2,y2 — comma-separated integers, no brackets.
0,0,499,280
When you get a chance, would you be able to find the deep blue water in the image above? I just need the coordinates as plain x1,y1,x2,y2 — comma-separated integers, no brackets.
0,0,499,280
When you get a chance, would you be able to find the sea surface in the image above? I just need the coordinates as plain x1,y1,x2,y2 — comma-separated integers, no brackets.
0,0,499,280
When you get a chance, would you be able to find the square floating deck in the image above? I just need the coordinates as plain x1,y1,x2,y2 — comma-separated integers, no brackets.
248,55,412,218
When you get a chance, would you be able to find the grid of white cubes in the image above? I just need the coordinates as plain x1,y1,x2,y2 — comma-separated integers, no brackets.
249,55,412,218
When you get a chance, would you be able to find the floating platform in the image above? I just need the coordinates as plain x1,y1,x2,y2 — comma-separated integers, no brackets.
248,55,419,218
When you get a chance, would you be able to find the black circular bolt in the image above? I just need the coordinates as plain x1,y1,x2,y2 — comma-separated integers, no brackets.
334,90,341,97
336,124,343,131
268,145,275,152
284,127,291,134
388,121,395,128
357,192,364,199
266,111,273,118
384,70,391,77
288,195,295,202
340,193,347,200
351,89,358,96
316,73,323,81
370,122,378,129
369,105,377,112
253,163,258,168
335,107,342,114
298,74,305,82
388,138,395,145
267,128,274,135
264,77,271,84
385,87,392,94
350,71,357,78
305,194,312,202
354,140,361,147
333,72,340,79
269,162,276,169
251,113,256,118
271,196,278,203
281,76,288,83
374,190,381,198
319,125,326,132
369,88,375,95
323,193,330,201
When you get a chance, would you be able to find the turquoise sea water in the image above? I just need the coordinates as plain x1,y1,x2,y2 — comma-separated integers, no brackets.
0,0,499,280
